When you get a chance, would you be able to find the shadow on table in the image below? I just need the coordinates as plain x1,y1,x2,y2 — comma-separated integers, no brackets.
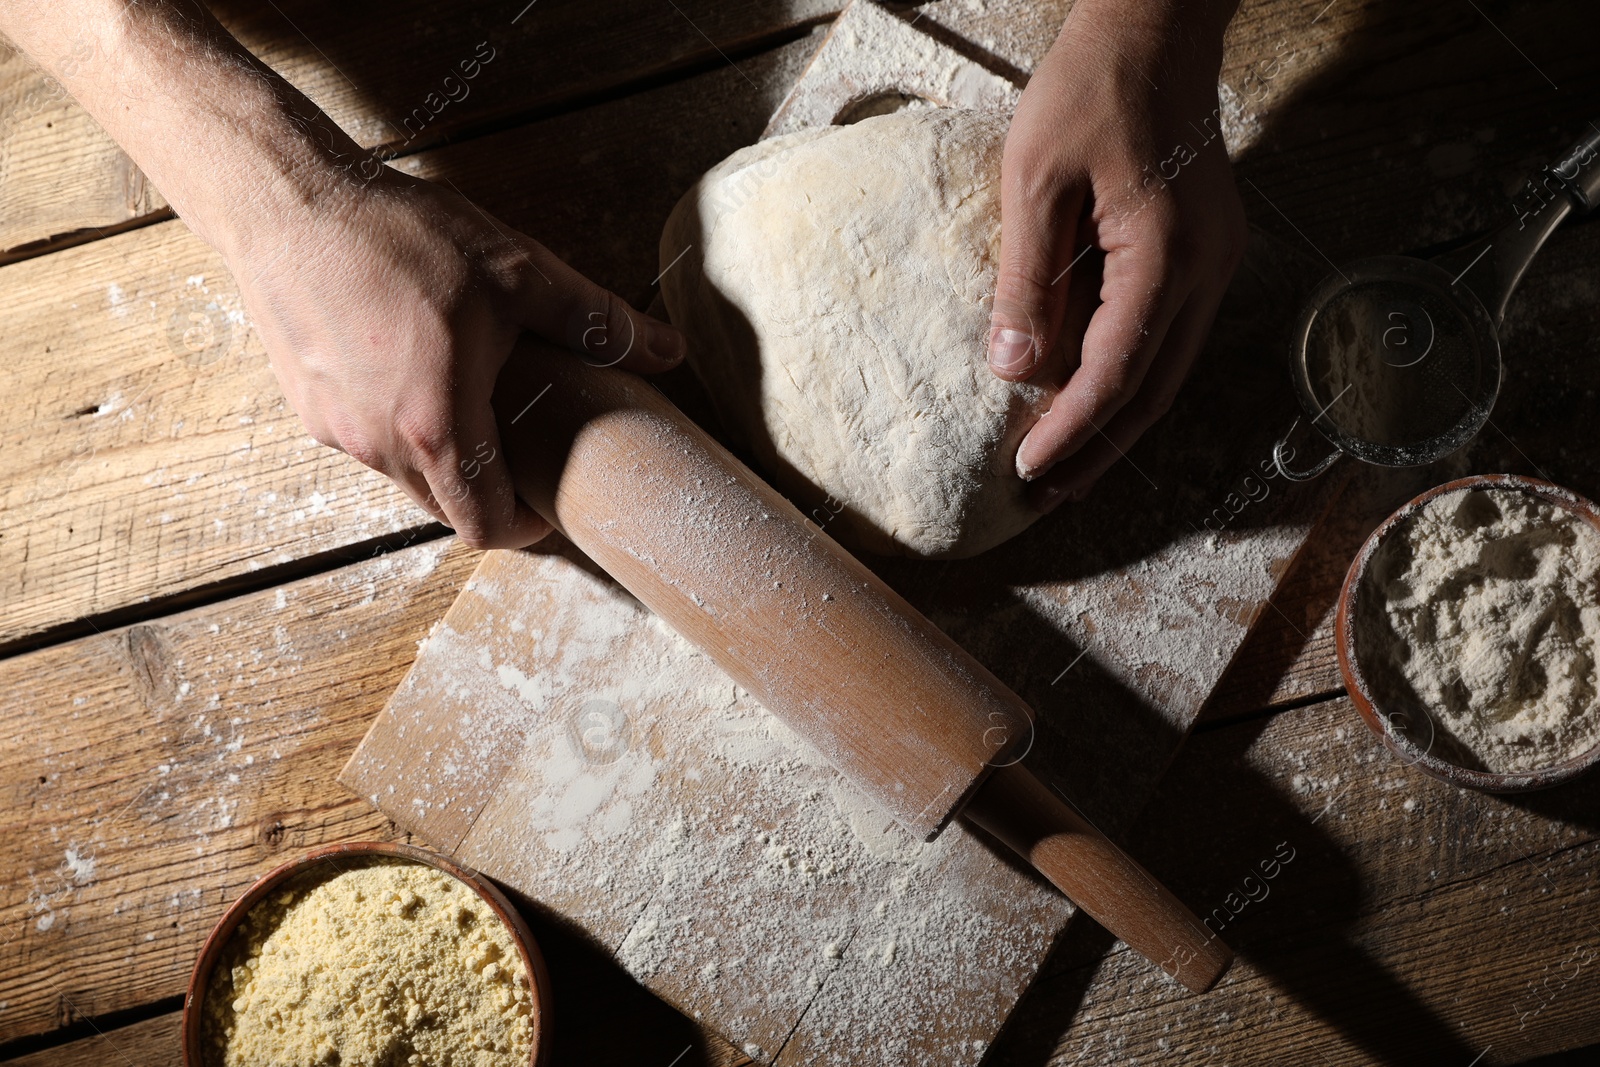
987,713,1483,1066
226,0,1600,1061
984,0,1600,1058
500,884,743,1067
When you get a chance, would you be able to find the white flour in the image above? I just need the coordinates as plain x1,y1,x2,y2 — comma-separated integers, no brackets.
1358,486,1600,773
376,546,1070,1066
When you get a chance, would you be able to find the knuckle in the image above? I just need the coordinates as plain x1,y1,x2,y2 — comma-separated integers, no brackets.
992,269,1056,326
449,512,492,550
1163,230,1205,275
568,289,639,365
1131,382,1180,423
341,433,382,471
397,409,453,465
454,529,493,551
1000,145,1058,201
1083,365,1138,410
322,417,380,469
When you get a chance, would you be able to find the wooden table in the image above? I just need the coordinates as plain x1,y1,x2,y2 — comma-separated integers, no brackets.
3,2,1598,1064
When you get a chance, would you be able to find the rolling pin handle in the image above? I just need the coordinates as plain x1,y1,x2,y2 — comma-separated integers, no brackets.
964,763,1233,994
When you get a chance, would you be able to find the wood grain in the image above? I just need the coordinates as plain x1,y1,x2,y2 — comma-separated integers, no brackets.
0,531,756,1066
4,1011,181,1067
4,1008,756,1067
0,0,1404,264
1229,0,1600,265
344,538,1076,1066
0,220,420,651
992,697,1600,1066
0,539,475,1045
7,3,1600,1063
502,347,1039,838
9,0,1589,655
0,0,837,260
0,37,819,652
344,64,1340,1055
0,41,163,261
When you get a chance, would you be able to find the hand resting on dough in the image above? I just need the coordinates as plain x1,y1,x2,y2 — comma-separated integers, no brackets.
989,0,1248,510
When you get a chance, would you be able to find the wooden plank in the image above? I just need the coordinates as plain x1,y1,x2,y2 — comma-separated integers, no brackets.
0,219,420,650
0,0,837,259
1230,0,1600,264
3,997,752,1067
914,0,1377,93
17,693,1600,1065
764,1,1021,137
0,983,754,1067
922,0,1600,272
11,0,1593,650
3,1011,181,1067
0,540,474,1044
343,205,1350,1061
0,36,820,651
994,697,1600,1065
343,541,1077,1066
0,0,1489,264
1201,466,1423,721
0,533,759,1066
0,41,163,261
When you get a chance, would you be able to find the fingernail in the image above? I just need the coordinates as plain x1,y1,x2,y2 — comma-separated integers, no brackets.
988,327,1036,376
1015,443,1054,482
646,320,686,365
1017,456,1052,481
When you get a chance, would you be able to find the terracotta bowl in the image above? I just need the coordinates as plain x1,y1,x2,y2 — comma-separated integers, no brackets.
182,841,553,1067
1336,473,1600,794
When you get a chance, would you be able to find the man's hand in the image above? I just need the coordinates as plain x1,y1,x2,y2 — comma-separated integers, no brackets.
989,0,1246,510
0,0,684,550
227,167,683,549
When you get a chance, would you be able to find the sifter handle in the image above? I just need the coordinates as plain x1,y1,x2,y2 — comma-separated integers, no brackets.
1550,120,1600,210
1434,120,1600,325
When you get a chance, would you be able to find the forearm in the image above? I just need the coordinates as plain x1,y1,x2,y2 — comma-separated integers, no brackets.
1064,0,1238,70
0,0,358,262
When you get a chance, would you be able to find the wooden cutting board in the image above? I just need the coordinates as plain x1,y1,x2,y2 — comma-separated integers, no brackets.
343,3,1344,1062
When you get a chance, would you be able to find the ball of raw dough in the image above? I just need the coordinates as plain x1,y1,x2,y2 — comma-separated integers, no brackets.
659,108,1051,559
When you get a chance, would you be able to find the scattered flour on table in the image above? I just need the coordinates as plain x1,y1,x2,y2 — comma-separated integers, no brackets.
392,548,1065,1065
1357,486,1600,773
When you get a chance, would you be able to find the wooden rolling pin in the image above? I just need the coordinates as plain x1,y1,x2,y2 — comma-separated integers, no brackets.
493,339,1232,993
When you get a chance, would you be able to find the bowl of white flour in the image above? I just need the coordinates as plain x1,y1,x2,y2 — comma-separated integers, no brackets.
1337,475,1600,792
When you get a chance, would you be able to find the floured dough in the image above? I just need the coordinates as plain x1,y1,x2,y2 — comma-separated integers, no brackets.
659,108,1051,559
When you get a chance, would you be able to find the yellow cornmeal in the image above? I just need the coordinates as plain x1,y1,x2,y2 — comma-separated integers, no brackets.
203,859,534,1067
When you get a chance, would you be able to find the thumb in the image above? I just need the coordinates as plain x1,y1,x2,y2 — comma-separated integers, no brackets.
989,170,1084,383
516,238,686,373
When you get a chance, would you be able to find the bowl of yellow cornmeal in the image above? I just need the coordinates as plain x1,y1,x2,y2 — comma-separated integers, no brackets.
184,842,551,1067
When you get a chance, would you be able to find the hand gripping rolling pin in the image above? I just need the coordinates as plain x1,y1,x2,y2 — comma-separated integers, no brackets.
494,341,1232,993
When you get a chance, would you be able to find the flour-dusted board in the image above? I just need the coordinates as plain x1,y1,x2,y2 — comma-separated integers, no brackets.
343,3,1343,1063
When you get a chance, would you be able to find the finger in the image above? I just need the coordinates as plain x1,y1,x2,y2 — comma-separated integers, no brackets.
1014,239,1193,479
1034,244,1106,391
417,406,552,551
1028,280,1229,512
300,413,453,529
515,240,685,373
387,460,451,527
988,164,1085,383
